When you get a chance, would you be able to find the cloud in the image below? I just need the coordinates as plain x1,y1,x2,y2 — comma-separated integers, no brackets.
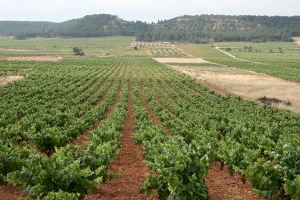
0,0,299,22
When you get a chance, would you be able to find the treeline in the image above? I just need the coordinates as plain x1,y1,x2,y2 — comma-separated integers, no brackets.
0,14,146,39
0,14,299,42
136,15,300,43
0,21,56,39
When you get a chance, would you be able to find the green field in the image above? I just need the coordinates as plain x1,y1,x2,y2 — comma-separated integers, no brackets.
1,37,300,199
178,42,300,82
0,36,141,57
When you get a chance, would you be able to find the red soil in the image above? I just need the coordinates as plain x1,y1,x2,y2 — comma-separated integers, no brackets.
85,79,157,200
0,185,26,200
139,82,163,126
1,78,263,200
141,80,262,200
139,81,172,135
206,162,262,200
71,80,121,147
103,81,123,119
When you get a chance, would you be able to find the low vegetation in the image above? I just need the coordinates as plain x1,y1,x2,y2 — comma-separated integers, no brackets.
1,37,300,200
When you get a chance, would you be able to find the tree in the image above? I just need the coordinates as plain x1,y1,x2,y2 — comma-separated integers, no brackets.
73,47,84,56
248,46,253,52
15,34,27,40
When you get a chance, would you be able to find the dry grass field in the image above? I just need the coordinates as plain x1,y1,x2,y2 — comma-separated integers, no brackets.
0,75,24,86
153,57,209,63
172,65,300,113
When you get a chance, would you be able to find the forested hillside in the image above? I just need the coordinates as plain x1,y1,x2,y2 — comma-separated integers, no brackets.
0,14,146,39
0,14,299,42
137,15,300,42
0,21,55,38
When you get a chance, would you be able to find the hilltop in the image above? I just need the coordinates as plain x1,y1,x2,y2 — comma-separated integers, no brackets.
0,14,299,42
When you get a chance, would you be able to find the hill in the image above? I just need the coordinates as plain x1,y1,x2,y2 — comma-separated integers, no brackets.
136,15,300,42
0,14,146,39
0,21,55,38
52,14,144,37
0,14,299,42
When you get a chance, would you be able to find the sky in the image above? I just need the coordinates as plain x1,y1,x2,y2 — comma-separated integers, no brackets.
0,0,299,23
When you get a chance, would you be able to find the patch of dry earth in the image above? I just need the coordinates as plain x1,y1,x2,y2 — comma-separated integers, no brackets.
153,57,209,63
5,56,62,62
0,75,24,86
172,65,300,113
293,37,300,45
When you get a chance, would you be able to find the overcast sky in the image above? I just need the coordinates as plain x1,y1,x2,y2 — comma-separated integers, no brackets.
0,0,299,22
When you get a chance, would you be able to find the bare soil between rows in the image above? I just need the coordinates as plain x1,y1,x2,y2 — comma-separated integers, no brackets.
140,79,260,200
0,185,26,200
206,163,262,200
139,81,173,135
72,80,122,148
85,78,156,200
0,76,264,200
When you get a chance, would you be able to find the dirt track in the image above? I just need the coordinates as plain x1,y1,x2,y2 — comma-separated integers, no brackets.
214,45,266,65
5,56,62,62
0,47,37,52
153,57,209,63
214,46,248,62
172,65,300,113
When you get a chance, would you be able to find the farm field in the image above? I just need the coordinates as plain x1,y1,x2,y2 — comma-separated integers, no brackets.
178,42,300,82
0,36,141,58
132,41,188,58
171,65,300,113
1,37,300,200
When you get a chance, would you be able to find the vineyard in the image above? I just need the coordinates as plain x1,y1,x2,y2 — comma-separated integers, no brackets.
132,42,187,58
0,38,300,200
0,37,136,57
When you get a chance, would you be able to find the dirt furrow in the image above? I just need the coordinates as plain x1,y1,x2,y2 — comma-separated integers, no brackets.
85,78,156,200
0,185,26,200
139,81,173,135
153,79,181,105
206,162,262,200
23,77,119,156
103,81,123,119
141,79,262,200
79,66,120,104
72,80,123,148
